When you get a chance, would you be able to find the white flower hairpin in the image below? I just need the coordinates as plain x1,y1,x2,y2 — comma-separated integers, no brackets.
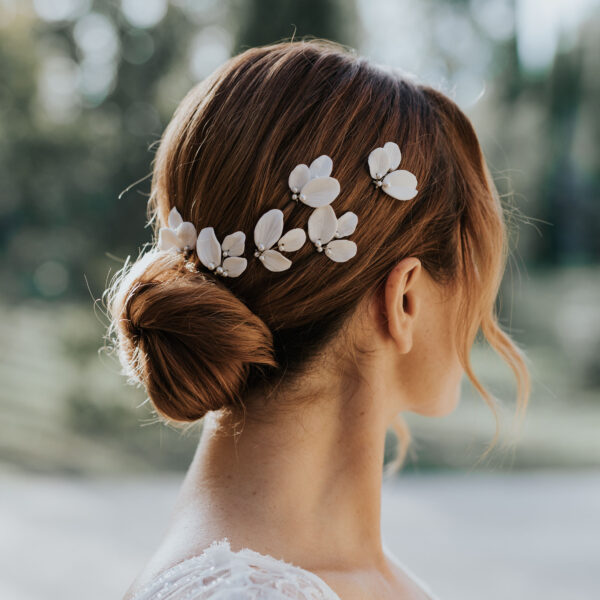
158,206,197,252
368,141,418,200
196,227,247,278
307,205,358,263
288,155,340,207
253,208,306,272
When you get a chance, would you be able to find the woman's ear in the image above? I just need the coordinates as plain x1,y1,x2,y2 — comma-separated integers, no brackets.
383,257,422,354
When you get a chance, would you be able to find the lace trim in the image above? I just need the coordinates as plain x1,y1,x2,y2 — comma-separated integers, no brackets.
130,537,341,599
130,537,440,600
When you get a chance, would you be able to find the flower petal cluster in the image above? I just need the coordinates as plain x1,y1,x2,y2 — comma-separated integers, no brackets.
368,142,418,201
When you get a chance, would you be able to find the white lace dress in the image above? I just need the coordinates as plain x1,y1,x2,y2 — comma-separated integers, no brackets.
130,537,440,600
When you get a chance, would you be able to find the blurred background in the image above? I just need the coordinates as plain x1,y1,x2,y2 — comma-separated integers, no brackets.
1,0,599,599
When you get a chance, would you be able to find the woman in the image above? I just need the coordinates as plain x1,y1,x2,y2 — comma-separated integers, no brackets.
107,39,529,600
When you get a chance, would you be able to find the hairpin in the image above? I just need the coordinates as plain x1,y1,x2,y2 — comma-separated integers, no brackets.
253,208,306,272
288,154,340,207
307,205,357,262
368,142,418,200
196,227,247,278
158,207,197,252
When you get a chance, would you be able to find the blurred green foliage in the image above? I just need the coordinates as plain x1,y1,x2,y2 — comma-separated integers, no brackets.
236,0,358,48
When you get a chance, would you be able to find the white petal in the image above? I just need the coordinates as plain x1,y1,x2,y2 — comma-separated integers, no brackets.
277,228,306,252
309,155,333,178
368,147,390,179
336,212,358,238
325,240,357,262
383,142,401,171
196,227,222,269
382,170,418,200
158,228,180,251
168,206,183,229
308,205,338,245
176,222,197,249
288,164,310,192
299,177,340,207
223,256,247,277
260,249,292,272
222,231,245,257
254,208,284,250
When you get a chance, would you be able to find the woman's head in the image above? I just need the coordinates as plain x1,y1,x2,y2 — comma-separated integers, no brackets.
105,40,529,455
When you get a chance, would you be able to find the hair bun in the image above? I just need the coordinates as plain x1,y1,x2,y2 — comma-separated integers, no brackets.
107,251,277,421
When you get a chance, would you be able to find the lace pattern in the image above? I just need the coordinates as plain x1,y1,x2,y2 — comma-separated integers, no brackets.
130,537,341,599
130,537,441,600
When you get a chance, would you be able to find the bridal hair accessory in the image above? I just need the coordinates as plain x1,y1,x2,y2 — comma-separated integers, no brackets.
196,227,247,278
288,155,340,207
156,144,418,275
308,205,357,262
253,208,306,272
368,141,418,200
158,207,197,252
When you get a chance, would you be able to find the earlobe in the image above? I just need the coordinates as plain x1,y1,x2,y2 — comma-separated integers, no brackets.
383,257,422,354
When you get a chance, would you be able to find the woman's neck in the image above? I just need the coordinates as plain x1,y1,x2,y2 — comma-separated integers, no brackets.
176,371,393,573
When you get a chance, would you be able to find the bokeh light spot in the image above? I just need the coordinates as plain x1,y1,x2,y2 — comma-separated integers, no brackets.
33,260,70,297
121,0,168,29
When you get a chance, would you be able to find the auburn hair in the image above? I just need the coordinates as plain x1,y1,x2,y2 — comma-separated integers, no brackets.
105,39,529,470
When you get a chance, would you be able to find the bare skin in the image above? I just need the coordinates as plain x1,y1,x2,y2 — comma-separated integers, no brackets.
124,257,464,600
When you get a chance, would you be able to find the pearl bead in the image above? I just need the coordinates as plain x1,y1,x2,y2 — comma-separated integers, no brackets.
209,262,215,269
258,243,265,251
216,266,223,274
292,186,299,193
260,255,265,261
292,193,298,200
299,194,306,202
223,250,229,257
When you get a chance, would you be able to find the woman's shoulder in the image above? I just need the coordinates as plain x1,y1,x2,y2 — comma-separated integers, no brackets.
127,537,342,600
